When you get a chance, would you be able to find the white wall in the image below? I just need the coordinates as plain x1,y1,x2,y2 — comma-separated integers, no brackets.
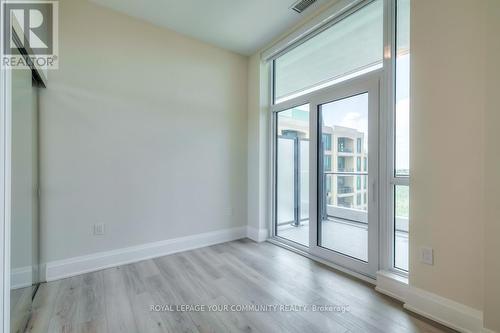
410,0,488,311
484,1,500,331
246,54,269,239
39,0,248,263
410,0,488,312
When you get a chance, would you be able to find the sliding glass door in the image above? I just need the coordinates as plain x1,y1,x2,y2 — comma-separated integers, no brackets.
309,76,379,276
10,46,41,333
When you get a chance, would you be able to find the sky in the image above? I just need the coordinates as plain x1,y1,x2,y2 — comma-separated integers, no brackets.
321,92,369,151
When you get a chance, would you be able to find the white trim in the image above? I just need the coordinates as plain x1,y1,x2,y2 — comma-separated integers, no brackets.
404,286,483,333
482,328,498,333
274,63,382,104
246,226,268,242
45,227,247,282
378,0,395,274
375,269,408,302
10,266,31,290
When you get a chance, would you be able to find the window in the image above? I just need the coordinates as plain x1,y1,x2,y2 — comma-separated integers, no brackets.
338,157,345,171
270,0,405,278
275,105,309,247
338,138,345,152
273,0,383,103
323,134,332,151
393,0,410,272
395,0,410,177
394,185,409,271
324,155,332,171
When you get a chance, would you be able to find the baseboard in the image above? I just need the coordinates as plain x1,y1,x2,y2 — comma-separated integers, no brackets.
246,226,268,242
404,286,483,333
11,266,32,289
38,263,47,282
45,226,247,282
482,328,498,333
375,270,408,302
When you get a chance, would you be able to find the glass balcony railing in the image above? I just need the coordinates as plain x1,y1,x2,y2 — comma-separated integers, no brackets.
338,147,353,153
337,186,354,194
337,168,355,173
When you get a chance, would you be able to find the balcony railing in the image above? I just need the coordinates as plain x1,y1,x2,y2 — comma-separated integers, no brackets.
337,186,354,194
337,168,355,173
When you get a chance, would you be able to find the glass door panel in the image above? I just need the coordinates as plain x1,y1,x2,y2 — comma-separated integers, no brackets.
319,93,369,261
300,140,309,221
310,76,379,277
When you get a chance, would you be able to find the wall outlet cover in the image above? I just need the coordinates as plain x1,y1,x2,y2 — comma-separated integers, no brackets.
93,223,105,236
420,246,434,265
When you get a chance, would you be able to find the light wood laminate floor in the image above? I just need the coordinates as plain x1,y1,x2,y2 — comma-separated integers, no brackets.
26,239,456,333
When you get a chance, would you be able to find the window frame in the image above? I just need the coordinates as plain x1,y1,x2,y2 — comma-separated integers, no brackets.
268,0,408,279
390,0,410,273
382,0,409,276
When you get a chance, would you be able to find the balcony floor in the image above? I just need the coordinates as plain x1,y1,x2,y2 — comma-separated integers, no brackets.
277,219,408,271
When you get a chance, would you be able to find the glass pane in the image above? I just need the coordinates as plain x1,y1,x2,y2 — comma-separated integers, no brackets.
277,138,295,224
276,104,309,247
300,140,309,220
274,0,383,103
394,185,409,271
319,93,369,261
11,47,40,332
395,0,410,176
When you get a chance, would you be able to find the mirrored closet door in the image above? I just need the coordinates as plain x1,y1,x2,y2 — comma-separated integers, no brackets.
10,45,42,333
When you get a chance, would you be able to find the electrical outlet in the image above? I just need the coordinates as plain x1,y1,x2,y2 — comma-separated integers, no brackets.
420,247,433,265
93,223,105,236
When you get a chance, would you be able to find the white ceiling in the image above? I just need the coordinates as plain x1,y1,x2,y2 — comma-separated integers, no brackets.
89,0,328,55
